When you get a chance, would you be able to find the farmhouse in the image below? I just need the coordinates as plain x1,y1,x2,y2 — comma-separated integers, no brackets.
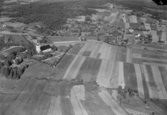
130,23,141,30
36,44,52,53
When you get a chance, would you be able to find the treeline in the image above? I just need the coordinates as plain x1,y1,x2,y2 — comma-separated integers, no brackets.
0,49,29,80
0,41,37,79
0,62,29,80
8,2,98,30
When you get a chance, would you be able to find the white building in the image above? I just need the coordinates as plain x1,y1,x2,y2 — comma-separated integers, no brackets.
36,44,52,53
76,16,86,22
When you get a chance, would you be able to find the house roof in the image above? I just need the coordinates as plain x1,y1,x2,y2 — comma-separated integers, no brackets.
130,23,141,29
97,11,111,17
40,45,51,51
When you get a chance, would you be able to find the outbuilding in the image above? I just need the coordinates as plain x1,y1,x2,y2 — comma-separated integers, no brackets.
36,44,52,53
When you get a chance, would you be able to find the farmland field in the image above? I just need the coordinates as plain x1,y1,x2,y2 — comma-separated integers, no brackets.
48,36,79,42
1,41,167,115
3,35,30,45
1,46,23,53
43,57,58,64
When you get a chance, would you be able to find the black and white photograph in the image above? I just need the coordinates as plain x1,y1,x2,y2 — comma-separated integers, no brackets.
0,0,167,115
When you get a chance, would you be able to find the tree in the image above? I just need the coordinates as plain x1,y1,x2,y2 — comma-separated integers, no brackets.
52,45,57,51
17,68,24,79
0,54,5,60
3,67,10,78
85,16,91,22
12,67,18,79
7,53,16,61
15,59,19,65
4,60,12,67
0,66,4,74
0,61,3,69
9,69,14,79
118,86,123,95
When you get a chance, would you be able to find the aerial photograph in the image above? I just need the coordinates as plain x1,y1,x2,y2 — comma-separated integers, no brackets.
0,0,167,115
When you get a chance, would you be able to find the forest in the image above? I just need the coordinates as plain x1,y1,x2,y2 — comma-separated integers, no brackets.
8,1,98,30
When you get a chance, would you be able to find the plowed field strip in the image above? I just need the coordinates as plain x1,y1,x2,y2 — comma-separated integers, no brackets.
132,53,142,59
90,59,102,82
70,88,85,115
73,85,85,100
118,62,125,89
105,44,112,60
110,61,119,88
147,100,167,115
145,65,159,99
63,55,80,79
1,78,36,115
78,42,91,56
159,67,167,90
76,57,90,81
152,100,167,113
133,48,167,57
134,64,145,98
109,46,117,61
126,47,132,63
47,96,56,115
92,92,116,115
82,51,91,56
66,56,86,80
140,65,150,98
56,54,75,79
142,65,155,99
96,60,112,88
53,96,62,115
116,47,126,62
124,63,137,90
89,42,99,57
90,42,102,58
142,59,167,65
76,57,100,82
152,66,167,99
0,95,17,115
35,94,51,115
61,97,75,115
82,99,101,115
143,62,167,67
81,58,96,82
142,54,167,60
142,57,167,63
99,89,128,115
16,81,47,115
69,43,85,55
100,43,108,59
132,58,142,64
86,41,96,52
84,92,116,115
